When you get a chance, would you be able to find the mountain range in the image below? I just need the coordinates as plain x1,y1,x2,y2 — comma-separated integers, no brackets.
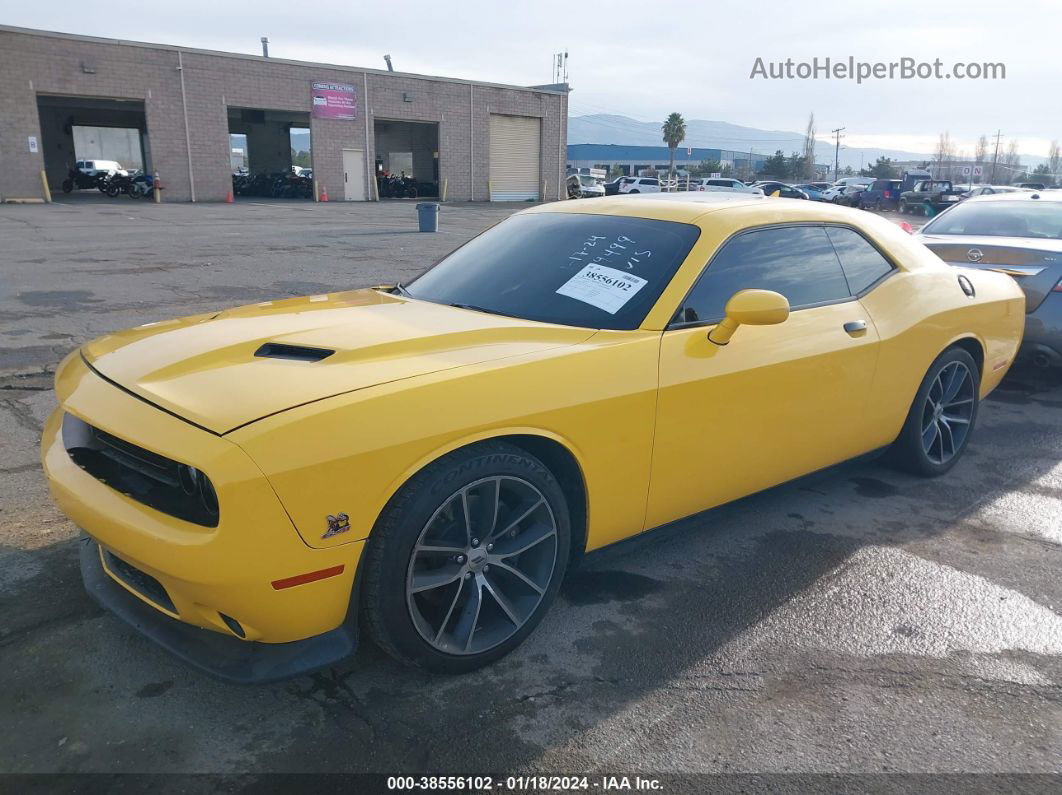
567,114,1045,171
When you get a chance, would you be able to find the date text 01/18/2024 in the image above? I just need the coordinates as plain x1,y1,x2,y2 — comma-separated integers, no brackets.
386,775,664,791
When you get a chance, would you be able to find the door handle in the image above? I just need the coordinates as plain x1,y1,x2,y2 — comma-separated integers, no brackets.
843,320,867,335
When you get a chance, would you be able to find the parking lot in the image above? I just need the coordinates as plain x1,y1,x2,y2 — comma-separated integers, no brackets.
1,200,1060,780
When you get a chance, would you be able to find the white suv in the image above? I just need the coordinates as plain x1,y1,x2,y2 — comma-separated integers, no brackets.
76,159,129,178
617,176,661,194
691,178,762,194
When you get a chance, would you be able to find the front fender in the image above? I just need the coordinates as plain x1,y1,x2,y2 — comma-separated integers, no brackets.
227,332,660,553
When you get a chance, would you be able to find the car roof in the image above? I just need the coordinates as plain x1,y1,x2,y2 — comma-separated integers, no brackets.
521,191,906,226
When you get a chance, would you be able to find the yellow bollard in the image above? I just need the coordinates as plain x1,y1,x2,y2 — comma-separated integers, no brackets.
40,170,52,203
441,178,448,202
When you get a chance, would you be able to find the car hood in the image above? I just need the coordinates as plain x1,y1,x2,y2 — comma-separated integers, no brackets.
83,288,594,434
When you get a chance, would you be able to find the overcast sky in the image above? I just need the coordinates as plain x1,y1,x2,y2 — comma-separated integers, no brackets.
5,0,1059,156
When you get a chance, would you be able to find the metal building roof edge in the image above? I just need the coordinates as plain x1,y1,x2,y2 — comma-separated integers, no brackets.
0,24,569,96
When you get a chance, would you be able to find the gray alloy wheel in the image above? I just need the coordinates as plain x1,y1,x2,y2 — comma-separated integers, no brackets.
919,360,975,465
405,475,558,656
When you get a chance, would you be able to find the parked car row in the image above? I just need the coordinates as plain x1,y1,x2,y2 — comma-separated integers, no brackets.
597,175,770,197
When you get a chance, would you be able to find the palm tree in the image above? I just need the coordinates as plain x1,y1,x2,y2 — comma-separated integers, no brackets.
662,112,687,182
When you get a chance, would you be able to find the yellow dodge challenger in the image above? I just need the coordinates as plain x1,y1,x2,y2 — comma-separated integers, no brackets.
42,194,1025,682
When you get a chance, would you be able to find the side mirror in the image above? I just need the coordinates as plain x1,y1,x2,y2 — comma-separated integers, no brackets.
708,289,790,345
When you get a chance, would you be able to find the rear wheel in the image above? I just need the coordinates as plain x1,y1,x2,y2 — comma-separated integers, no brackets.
362,442,570,673
888,347,980,477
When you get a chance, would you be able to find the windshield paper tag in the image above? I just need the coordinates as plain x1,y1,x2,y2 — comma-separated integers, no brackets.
555,264,648,314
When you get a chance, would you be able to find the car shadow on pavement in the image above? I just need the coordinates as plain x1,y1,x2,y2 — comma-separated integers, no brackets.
0,363,1059,775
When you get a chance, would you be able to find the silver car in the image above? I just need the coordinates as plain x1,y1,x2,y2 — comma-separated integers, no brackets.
917,192,1062,369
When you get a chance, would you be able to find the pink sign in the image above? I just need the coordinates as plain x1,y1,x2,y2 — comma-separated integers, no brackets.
311,81,357,120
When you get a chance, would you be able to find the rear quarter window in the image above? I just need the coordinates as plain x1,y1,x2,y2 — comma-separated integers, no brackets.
824,227,894,294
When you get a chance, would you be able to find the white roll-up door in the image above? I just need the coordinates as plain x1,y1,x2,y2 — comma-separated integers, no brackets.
489,114,541,201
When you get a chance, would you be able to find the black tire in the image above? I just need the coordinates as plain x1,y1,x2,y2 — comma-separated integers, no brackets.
61,179,73,194
362,441,571,673
899,200,908,214
888,347,980,477
628,189,640,194
105,183,121,198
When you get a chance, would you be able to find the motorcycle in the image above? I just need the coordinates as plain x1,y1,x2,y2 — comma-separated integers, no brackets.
60,167,107,193
104,172,138,198
377,173,418,199
130,172,156,199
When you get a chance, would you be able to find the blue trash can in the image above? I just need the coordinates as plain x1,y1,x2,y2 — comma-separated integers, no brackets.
416,202,440,232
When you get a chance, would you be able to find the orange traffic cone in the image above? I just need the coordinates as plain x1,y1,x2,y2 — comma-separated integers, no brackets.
320,185,329,202
225,189,234,203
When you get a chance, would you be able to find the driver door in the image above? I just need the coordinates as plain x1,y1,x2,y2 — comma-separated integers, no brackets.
645,224,883,529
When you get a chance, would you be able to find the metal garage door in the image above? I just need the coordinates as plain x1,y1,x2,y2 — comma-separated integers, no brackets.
489,114,541,201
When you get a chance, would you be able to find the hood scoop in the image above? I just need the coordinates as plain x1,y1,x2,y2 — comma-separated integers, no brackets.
254,342,335,362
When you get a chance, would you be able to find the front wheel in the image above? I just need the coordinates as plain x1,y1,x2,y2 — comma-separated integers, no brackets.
362,442,571,673
61,179,73,194
888,347,980,477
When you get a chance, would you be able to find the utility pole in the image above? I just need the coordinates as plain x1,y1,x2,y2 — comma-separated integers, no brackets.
990,129,1002,183
832,127,845,179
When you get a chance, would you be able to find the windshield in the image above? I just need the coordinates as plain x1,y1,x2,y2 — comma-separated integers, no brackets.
406,212,701,330
922,201,1062,239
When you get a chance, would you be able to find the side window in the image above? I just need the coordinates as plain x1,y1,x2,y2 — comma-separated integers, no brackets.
824,227,894,294
678,225,851,324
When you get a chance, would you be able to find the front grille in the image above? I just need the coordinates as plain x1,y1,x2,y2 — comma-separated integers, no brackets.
62,413,220,527
103,549,177,614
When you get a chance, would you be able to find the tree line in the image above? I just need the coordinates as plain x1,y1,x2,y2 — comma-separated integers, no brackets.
643,113,1059,185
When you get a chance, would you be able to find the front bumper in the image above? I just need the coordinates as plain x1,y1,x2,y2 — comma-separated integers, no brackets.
80,535,357,684
42,353,366,677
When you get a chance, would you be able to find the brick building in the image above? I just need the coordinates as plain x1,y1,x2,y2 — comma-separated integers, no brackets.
0,26,569,203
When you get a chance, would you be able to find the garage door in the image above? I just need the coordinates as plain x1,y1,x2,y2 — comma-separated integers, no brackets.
489,114,541,201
